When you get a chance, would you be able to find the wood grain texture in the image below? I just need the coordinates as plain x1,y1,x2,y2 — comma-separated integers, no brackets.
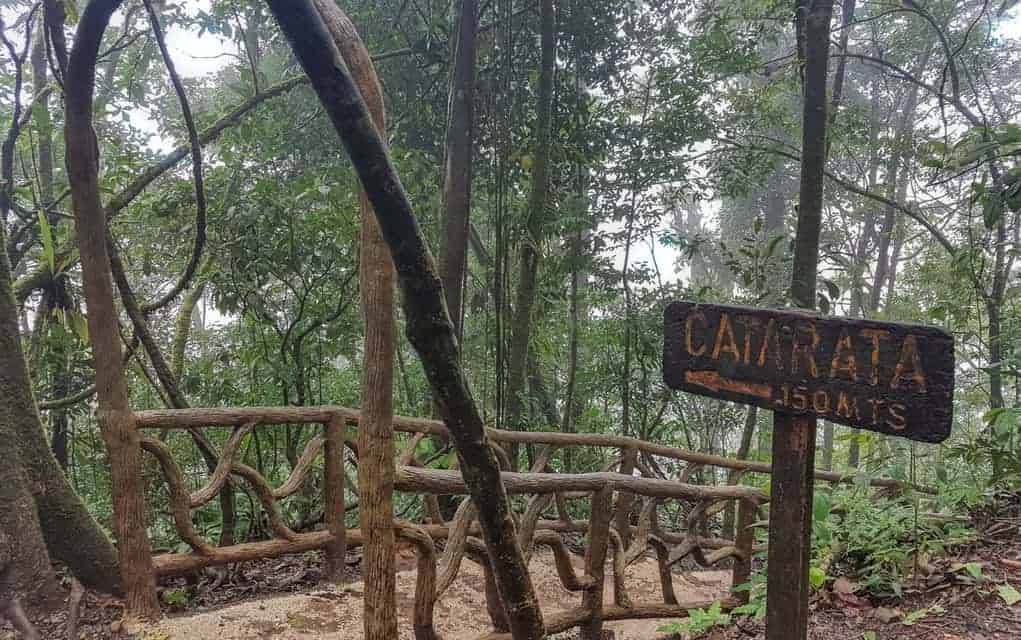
310,1,397,637
664,301,954,442
65,0,158,617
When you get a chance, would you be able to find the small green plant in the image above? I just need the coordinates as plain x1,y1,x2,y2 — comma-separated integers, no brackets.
731,572,767,621
823,490,976,597
161,588,189,607
657,601,731,637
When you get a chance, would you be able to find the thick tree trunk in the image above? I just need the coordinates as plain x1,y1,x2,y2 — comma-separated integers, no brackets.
66,0,159,617
0,233,60,614
264,2,546,636
439,0,479,341
504,0,556,463
0,9,123,598
311,2,397,637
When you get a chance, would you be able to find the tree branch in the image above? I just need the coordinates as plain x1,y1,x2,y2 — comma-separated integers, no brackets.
720,140,958,256
139,0,207,313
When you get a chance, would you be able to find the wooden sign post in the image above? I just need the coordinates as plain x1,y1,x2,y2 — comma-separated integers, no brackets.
663,300,954,636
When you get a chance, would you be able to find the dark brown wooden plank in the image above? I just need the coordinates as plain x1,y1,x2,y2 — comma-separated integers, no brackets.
663,301,954,443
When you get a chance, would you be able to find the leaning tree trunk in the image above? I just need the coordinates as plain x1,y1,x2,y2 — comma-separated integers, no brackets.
264,2,546,637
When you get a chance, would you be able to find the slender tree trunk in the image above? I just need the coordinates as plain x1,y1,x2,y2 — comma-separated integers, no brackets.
722,406,757,537
66,0,159,616
439,0,479,341
562,232,583,472
30,3,70,474
109,242,239,547
504,0,555,465
171,279,207,381
311,2,398,638
562,22,589,473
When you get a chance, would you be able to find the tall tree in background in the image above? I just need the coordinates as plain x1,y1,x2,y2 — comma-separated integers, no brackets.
439,0,479,341
505,0,555,457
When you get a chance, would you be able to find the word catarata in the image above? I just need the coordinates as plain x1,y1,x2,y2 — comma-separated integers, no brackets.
682,311,929,431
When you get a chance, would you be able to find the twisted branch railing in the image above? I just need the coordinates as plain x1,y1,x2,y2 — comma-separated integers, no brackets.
135,405,780,639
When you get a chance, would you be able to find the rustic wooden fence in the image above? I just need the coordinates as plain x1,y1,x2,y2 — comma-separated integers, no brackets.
127,405,914,639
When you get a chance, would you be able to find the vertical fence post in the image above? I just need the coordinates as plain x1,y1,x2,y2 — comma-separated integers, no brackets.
614,446,637,548
323,415,347,582
581,485,614,640
732,497,756,605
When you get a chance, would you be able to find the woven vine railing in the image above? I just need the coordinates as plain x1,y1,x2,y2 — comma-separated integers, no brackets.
131,405,911,639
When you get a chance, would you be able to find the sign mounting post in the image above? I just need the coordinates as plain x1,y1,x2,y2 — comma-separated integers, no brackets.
663,301,954,636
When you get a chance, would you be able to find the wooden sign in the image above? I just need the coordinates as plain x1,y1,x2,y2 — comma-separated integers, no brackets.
663,301,954,443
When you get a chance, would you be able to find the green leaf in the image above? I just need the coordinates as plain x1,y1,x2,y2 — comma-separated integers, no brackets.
997,583,1021,606
994,123,1021,146
964,562,985,581
813,492,831,523
809,566,827,590
37,210,55,273
68,311,89,343
862,632,877,640
902,608,929,625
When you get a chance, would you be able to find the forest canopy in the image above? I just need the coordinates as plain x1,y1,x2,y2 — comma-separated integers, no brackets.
1,0,1021,635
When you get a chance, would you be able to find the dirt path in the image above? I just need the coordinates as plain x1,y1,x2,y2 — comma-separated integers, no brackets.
149,550,731,640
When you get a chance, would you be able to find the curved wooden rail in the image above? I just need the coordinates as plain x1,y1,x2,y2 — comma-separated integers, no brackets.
133,404,933,492
137,406,767,640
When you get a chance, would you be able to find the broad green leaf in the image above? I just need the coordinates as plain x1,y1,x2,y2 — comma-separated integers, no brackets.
997,583,1021,606
63,0,80,24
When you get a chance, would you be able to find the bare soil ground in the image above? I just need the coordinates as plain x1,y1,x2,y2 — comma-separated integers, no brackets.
147,548,731,640
4,535,1018,639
